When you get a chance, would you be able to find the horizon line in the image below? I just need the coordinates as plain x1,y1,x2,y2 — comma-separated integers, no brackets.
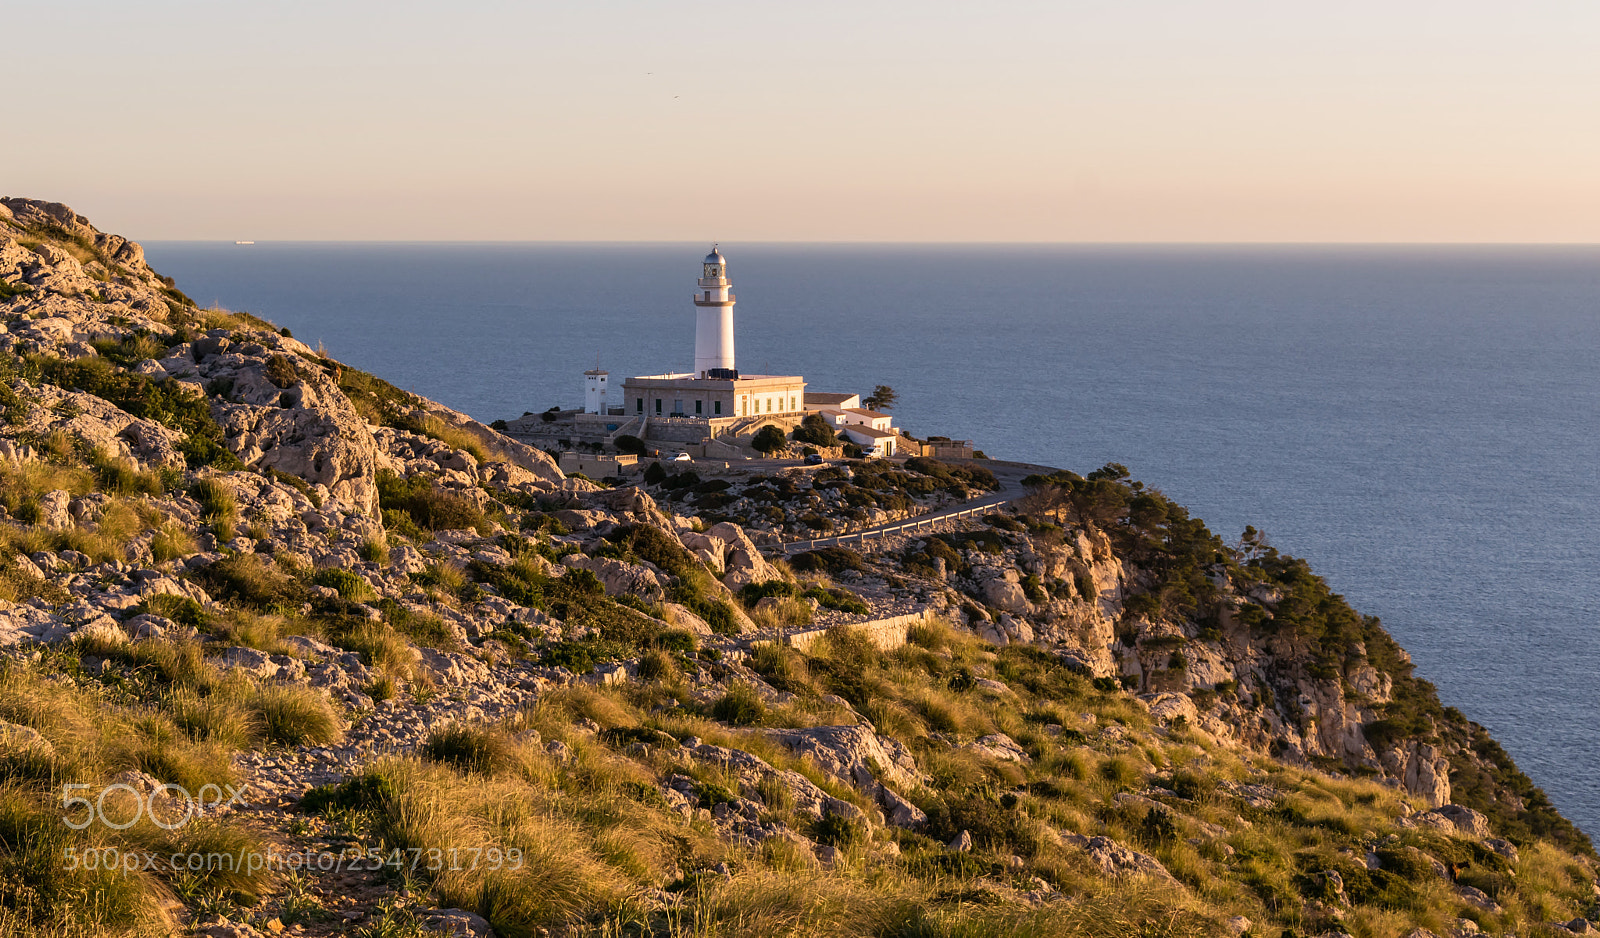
141,238,1600,247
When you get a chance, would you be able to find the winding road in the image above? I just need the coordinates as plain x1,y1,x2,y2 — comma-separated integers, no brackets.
777,459,1057,554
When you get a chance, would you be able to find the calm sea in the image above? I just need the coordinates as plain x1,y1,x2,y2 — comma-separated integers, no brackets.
144,242,1600,838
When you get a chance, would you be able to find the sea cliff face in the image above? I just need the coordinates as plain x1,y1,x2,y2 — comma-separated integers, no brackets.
0,199,1594,938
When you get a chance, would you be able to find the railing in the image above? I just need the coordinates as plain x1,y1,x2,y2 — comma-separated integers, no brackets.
781,500,1007,554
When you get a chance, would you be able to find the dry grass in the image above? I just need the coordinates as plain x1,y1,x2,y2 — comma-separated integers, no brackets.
252,684,343,746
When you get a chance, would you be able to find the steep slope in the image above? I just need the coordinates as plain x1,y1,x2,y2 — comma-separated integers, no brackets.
0,200,1594,938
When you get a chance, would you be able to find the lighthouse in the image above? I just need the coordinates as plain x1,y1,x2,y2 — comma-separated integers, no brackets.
693,246,736,378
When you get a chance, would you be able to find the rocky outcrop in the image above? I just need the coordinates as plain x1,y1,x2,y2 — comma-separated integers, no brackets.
765,724,927,828
1063,833,1178,883
560,554,668,601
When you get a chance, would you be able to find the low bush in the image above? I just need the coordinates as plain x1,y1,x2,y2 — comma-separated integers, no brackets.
710,682,766,726
312,567,375,603
420,724,517,775
191,553,301,611
788,547,865,576
377,470,489,534
252,685,343,746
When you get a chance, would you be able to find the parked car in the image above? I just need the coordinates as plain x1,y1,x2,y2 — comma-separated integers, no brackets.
803,453,825,465
672,453,693,462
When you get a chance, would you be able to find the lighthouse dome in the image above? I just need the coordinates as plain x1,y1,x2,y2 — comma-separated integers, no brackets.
703,248,725,265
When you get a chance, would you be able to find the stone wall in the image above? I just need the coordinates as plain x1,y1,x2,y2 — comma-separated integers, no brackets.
768,609,934,655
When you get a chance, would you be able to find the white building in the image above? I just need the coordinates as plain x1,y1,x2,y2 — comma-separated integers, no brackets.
839,424,900,458
617,248,807,436
810,406,893,432
694,247,736,378
583,368,613,415
804,392,861,411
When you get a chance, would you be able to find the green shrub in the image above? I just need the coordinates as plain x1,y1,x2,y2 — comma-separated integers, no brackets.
792,413,837,447
189,477,236,525
31,355,241,469
263,354,298,388
812,811,867,848
751,425,787,454
614,435,646,456
376,470,489,534
313,567,375,603
300,768,399,815
789,547,865,576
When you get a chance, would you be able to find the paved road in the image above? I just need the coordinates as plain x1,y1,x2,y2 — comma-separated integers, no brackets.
777,458,1058,554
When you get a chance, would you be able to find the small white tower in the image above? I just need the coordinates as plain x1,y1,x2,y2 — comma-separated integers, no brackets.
584,368,610,414
693,246,736,378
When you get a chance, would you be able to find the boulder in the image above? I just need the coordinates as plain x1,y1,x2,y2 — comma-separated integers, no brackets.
211,646,279,679
418,908,496,938
207,356,384,517
764,724,927,828
415,647,491,686
1066,833,1178,883
765,724,921,791
36,490,72,530
1414,804,1492,839
966,733,1030,764
662,602,714,635
560,554,668,602
982,572,1031,615
706,522,783,590
0,721,53,757
1144,692,1201,728
688,741,857,822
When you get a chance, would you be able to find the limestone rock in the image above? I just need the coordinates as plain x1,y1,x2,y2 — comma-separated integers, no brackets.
706,521,782,590
966,733,1030,764
560,554,668,601
416,647,491,686
1066,833,1178,883
418,908,496,937
981,571,1031,615
0,721,53,757
688,741,857,822
1414,804,1492,839
36,490,72,530
206,354,384,517
766,724,920,791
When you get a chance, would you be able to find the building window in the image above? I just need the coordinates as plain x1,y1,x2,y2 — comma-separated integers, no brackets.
695,400,702,415
636,398,643,414
790,396,796,410
767,398,773,413
714,400,722,415
655,399,662,415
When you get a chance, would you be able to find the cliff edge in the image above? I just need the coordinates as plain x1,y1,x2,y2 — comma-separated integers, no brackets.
0,199,1594,938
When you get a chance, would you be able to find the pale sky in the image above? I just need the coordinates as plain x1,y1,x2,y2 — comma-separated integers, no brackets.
6,1,1600,242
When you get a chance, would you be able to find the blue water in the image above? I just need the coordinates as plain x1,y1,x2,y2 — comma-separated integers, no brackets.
145,242,1600,838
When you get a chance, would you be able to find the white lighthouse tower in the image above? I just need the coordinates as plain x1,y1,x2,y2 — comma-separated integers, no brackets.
693,246,737,378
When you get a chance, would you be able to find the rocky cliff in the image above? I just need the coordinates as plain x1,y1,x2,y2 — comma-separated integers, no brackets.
0,199,1594,938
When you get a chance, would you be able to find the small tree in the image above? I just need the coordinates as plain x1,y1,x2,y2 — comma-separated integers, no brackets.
792,412,837,447
751,425,787,455
863,385,897,411
614,435,647,456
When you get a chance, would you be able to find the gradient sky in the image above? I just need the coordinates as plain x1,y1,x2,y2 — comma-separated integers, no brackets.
7,1,1600,242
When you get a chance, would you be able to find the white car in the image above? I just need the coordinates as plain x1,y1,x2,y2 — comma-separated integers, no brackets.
672,453,693,462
